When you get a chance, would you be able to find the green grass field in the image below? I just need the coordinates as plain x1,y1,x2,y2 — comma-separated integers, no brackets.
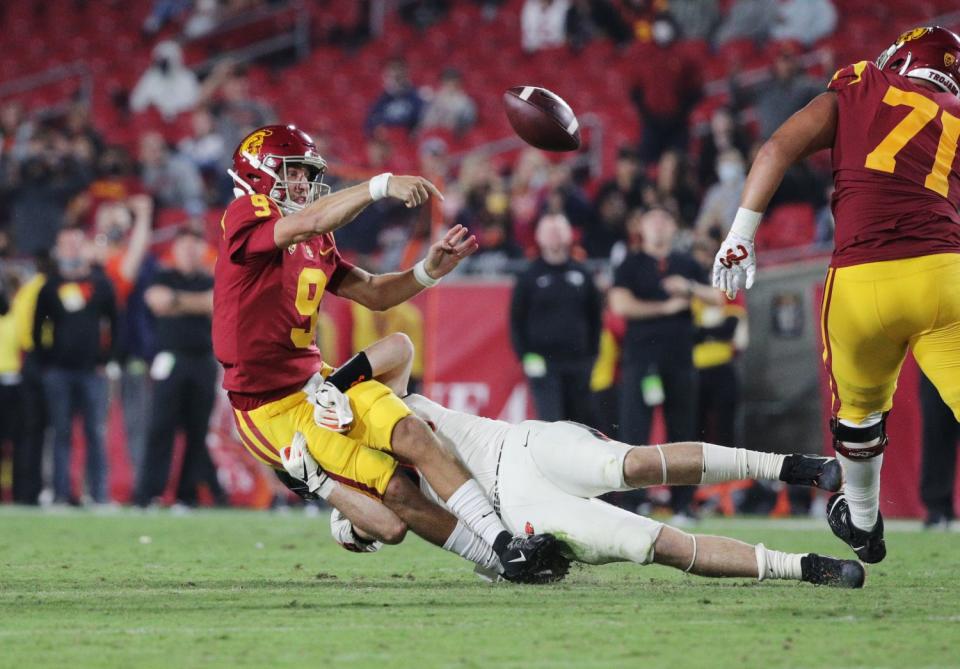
1,508,958,669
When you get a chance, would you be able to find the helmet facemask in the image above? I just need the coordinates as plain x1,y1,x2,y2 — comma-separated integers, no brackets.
267,155,331,214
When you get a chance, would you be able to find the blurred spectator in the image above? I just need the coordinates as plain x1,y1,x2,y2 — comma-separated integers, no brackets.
771,0,837,46
365,59,425,135
136,229,225,508
643,150,700,227
0,264,24,502
510,213,601,422
691,234,748,446
184,0,222,38
7,126,92,257
733,43,821,140
90,195,155,475
178,107,232,202
668,0,719,41
63,100,104,156
697,107,751,188
0,102,33,166
521,0,571,52
919,372,958,529
714,0,777,46
608,207,723,521
138,132,206,214
398,0,450,29
542,162,595,231
203,62,276,154
694,149,746,237
142,0,192,35
630,31,703,163
130,41,200,120
509,149,551,249
588,146,645,258
566,0,632,50
33,227,117,506
421,68,478,136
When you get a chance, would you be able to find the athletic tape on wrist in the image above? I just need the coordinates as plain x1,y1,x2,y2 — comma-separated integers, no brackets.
655,444,668,485
684,535,698,573
413,259,440,288
369,172,392,201
730,207,763,240
315,477,337,500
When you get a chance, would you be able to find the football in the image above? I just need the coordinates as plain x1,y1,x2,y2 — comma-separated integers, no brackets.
503,85,581,152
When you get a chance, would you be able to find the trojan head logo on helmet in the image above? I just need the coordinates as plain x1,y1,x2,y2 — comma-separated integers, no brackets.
228,124,331,215
876,26,960,98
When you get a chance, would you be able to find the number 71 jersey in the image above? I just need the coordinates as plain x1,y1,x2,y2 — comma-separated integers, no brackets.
213,194,354,403
828,61,960,267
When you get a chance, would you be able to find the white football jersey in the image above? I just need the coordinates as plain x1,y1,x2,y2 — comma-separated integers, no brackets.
403,394,510,500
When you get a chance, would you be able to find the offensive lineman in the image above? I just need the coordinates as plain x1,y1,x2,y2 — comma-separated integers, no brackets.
711,27,960,563
213,124,562,582
284,333,865,588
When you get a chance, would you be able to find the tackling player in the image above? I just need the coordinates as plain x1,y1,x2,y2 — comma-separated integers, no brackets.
282,333,864,588
711,27,960,563
213,124,562,582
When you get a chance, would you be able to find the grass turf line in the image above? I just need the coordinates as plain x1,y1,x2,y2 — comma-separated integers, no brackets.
0,508,957,669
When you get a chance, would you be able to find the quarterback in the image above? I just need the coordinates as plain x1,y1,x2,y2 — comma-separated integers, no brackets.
712,27,960,563
282,333,864,588
213,124,563,582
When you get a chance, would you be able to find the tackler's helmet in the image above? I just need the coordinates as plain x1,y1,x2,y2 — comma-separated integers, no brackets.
876,26,960,99
229,124,330,214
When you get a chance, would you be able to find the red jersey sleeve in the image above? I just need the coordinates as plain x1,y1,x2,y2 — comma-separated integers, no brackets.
827,61,871,93
221,195,283,263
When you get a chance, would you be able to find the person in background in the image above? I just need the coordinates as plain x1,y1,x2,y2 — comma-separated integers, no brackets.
7,252,48,505
919,372,958,529
697,107,751,188
690,234,748,448
138,132,206,215
590,147,646,258
90,194,155,479
521,0,571,52
510,213,601,423
129,40,200,120
365,59,425,135
0,263,23,502
33,227,117,506
608,207,724,522
421,68,478,136
771,0,837,46
135,229,226,509
695,149,747,237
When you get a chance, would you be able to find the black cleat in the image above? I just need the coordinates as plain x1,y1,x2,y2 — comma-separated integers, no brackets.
801,553,865,588
826,493,887,563
779,454,843,492
497,533,568,584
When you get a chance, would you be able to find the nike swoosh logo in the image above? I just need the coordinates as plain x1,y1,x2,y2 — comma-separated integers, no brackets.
508,551,527,563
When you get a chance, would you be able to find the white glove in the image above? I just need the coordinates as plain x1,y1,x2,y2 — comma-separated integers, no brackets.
330,508,383,553
306,380,354,432
712,232,756,299
280,432,336,499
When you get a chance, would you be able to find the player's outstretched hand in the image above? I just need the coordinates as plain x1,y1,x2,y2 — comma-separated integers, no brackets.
386,175,444,209
712,232,756,300
422,224,479,279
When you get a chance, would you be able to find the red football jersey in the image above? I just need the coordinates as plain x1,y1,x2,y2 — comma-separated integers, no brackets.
212,194,354,407
828,61,960,267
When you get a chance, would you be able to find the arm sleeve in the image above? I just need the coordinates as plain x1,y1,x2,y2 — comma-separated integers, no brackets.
223,195,282,263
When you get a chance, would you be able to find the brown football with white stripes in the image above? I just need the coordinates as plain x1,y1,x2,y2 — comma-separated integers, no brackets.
502,86,581,152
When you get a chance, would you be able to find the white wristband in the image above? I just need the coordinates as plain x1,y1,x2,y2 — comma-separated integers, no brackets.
315,477,337,500
731,207,763,240
413,259,440,288
369,172,392,201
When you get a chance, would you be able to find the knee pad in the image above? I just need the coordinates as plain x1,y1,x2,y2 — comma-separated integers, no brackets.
831,412,888,460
